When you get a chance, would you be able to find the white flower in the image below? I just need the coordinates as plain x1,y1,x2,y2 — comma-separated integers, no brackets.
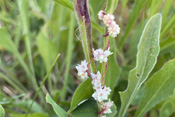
108,23,120,37
93,48,113,63
98,10,106,20
76,60,88,79
102,115,106,117
103,86,111,96
92,89,108,102
92,85,111,102
101,100,113,114
91,71,101,88
103,14,115,27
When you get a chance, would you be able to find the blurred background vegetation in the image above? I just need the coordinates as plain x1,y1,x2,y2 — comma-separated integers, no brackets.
0,0,175,116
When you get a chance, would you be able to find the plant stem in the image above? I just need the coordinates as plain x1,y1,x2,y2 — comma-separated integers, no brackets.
73,0,96,73
61,13,75,101
27,53,60,115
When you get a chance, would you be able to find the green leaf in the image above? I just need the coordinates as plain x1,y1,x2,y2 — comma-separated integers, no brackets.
106,0,118,14
12,100,44,113
71,98,117,117
54,0,74,11
160,100,174,117
70,98,98,117
45,94,68,117
0,27,16,53
9,113,48,117
119,13,162,117
36,25,58,72
69,78,93,112
0,27,35,86
0,104,5,117
134,59,175,117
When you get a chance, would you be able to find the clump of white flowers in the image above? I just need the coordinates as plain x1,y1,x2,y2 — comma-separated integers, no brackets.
98,10,120,37
93,48,113,63
75,60,88,79
75,10,120,116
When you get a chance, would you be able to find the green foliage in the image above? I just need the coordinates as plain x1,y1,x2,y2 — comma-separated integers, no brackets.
1,0,175,116
10,113,48,117
36,25,58,72
119,13,162,117
160,100,174,117
0,27,17,53
69,78,93,112
0,104,5,117
119,0,148,49
70,98,98,117
54,0,74,11
46,94,68,117
106,0,118,14
135,59,175,117
71,98,117,117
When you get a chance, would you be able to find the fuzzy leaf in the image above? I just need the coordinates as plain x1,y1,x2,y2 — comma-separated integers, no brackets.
134,59,175,117
119,13,162,117
46,94,68,117
69,78,93,112
0,104,5,117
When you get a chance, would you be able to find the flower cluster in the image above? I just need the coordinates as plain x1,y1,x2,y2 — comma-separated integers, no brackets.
98,10,120,38
75,10,118,117
93,47,113,63
75,60,88,79
76,51,113,116
91,72,111,102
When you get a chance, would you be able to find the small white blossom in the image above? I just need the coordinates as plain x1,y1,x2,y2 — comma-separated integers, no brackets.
102,115,106,117
101,100,113,114
98,10,106,20
103,86,111,96
92,85,111,102
91,71,101,88
103,14,115,27
75,60,88,79
93,48,113,63
92,89,108,102
108,23,120,37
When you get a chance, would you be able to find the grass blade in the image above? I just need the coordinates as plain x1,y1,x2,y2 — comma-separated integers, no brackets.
27,53,60,114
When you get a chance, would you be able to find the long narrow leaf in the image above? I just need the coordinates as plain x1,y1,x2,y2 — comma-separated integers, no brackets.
119,13,162,117
46,94,68,117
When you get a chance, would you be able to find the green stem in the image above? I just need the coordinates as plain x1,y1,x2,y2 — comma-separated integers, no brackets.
27,53,60,115
73,0,96,73
61,13,75,101
0,73,24,93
